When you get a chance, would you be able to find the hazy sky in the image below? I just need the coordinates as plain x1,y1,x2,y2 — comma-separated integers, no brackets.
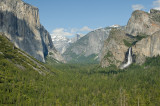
23,0,159,37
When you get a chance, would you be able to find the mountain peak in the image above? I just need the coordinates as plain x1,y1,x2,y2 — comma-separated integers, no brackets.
126,9,160,36
150,8,160,14
52,34,69,42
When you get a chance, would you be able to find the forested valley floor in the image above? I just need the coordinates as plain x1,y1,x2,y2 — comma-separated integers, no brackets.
0,34,160,105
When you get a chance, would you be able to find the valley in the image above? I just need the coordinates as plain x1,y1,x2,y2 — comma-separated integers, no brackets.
1,37,160,105
0,0,160,105
0,33,160,105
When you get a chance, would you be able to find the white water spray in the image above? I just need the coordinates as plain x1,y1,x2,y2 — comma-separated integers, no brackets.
120,47,133,69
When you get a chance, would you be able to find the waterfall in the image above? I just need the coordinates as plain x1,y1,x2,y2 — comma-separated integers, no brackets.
120,47,133,69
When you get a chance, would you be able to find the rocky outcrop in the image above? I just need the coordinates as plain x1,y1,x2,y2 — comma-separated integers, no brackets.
100,28,133,67
132,30,160,64
63,27,112,63
126,9,160,64
0,0,64,62
126,9,160,36
101,9,160,68
70,34,84,43
40,26,65,62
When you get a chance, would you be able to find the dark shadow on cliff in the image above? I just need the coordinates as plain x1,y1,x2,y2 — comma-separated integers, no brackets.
0,10,51,61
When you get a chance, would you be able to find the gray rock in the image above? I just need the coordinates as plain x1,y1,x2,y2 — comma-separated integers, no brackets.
126,9,160,64
0,0,64,62
126,9,160,36
100,28,133,67
63,27,112,63
70,34,84,43
101,9,160,67
133,30,160,64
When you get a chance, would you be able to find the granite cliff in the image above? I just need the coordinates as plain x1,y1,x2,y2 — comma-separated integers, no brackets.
101,9,160,68
126,9,160,36
0,0,64,62
100,28,133,67
132,30,160,64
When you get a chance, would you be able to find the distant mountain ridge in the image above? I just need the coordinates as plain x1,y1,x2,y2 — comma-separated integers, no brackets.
62,26,124,63
52,33,84,54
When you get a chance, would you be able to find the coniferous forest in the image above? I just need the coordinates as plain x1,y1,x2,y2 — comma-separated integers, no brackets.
0,34,160,105
1,0,160,105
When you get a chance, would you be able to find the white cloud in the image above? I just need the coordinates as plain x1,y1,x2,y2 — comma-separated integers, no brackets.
80,26,93,32
51,28,73,37
132,4,145,11
153,0,160,10
51,26,93,37
70,28,78,33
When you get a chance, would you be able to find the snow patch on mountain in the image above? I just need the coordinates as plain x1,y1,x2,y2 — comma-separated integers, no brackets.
51,34,84,54
110,25,121,28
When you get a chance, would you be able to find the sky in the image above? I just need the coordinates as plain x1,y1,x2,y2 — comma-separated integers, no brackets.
23,0,160,38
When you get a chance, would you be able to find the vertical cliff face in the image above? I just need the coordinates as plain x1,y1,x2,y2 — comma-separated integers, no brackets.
100,28,133,67
132,30,160,64
126,9,160,64
126,9,160,36
101,9,160,68
0,0,64,62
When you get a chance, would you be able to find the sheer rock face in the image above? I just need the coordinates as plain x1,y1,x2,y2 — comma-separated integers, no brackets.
126,9,160,36
132,31,160,64
100,29,132,67
126,9,160,64
0,0,64,62
101,9,160,67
